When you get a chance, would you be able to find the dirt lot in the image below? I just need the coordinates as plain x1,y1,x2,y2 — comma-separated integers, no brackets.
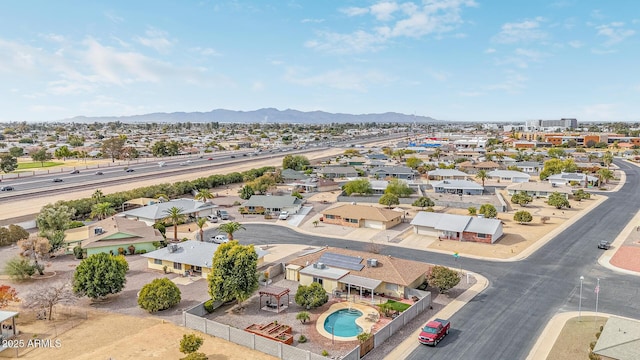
546,316,607,360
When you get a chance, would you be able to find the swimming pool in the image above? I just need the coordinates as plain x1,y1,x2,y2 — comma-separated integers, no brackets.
323,308,363,337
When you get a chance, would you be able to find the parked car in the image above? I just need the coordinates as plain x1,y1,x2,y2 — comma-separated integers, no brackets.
418,319,450,346
70,170,80,174
209,234,229,244
125,168,135,172
598,240,611,250
0,186,14,191
278,211,289,220
52,178,63,183
95,171,104,175
218,210,230,220
206,214,218,223
207,157,213,160
230,155,236,158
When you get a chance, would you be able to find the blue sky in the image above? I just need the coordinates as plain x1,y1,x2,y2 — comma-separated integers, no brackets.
0,1,638,123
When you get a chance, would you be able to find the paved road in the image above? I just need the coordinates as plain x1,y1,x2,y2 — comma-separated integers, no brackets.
225,159,640,360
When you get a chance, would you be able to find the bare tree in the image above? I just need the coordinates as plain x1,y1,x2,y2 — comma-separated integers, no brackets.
23,281,76,320
18,236,51,275
365,239,385,254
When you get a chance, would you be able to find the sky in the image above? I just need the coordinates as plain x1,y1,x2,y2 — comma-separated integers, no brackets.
0,1,638,123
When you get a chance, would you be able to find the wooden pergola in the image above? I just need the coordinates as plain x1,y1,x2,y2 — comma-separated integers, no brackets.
259,286,290,313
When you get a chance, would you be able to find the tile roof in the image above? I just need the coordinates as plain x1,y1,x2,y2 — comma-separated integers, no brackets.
322,204,403,222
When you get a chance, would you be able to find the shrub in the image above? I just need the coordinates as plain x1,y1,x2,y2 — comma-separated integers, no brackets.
513,211,533,224
73,245,83,259
181,353,207,360
117,247,125,255
295,283,328,309
321,350,329,357
357,332,372,343
540,216,550,224
5,257,35,281
204,299,215,313
298,335,307,343
427,265,461,293
140,250,147,254
296,311,310,324
67,221,85,229
138,278,181,313
180,333,204,355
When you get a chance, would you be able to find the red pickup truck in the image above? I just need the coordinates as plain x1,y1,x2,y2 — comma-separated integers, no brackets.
418,318,450,346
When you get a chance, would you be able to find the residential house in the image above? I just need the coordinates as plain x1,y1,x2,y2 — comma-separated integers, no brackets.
367,153,388,160
428,169,469,181
487,170,531,183
281,168,308,182
318,166,359,178
506,182,572,199
240,195,304,214
593,316,640,360
547,172,599,187
369,166,415,180
431,180,484,195
285,247,432,299
142,240,269,278
457,161,501,174
514,161,543,174
410,212,503,244
321,204,402,230
120,198,218,226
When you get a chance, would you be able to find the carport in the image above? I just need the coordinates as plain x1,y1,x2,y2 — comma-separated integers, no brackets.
340,274,382,303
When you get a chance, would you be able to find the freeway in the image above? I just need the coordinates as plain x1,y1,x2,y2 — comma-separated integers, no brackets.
220,159,640,360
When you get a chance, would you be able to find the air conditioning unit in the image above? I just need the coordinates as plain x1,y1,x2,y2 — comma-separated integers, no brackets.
168,244,179,253
313,262,326,269
367,259,378,267
94,227,104,235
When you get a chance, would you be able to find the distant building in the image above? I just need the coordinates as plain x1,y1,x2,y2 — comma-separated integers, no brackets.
525,118,577,131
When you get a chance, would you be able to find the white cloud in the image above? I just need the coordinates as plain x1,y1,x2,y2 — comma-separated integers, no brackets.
596,22,635,46
459,91,484,97
134,28,174,53
301,18,324,23
251,81,265,91
426,69,449,82
104,10,124,23
486,71,528,93
484,48,496,53
308,0,477,54
568,40,583,48
190,47,221,57
284,66,391,91
492,17,547,44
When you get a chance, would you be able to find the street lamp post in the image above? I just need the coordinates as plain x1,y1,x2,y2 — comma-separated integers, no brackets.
595,278,600,326
579,276,584,321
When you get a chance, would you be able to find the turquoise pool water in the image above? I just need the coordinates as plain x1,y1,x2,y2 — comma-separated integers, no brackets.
323,308,363,337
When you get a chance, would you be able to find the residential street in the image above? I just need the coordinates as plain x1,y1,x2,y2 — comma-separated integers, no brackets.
231,160,640,360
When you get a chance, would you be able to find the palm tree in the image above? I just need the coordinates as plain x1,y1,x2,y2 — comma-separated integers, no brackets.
92,189,104,204
90,202,115,220
475,170,488,187
218,221,245,241
196,217,207,242
597,168,614,185
602,151,614,169
194,188,215,203
162,206,187,241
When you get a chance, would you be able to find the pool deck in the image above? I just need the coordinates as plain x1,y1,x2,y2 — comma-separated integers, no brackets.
316,302,379,341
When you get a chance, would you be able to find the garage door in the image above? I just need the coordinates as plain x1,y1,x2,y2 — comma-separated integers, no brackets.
363,220,384,229
415,226,439,237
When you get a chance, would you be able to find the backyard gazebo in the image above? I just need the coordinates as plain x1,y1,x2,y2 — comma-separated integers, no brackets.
259,286,290,313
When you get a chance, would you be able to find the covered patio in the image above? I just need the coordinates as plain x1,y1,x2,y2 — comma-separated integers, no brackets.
0,310,18,341
259,286,291,313
339,274,382,303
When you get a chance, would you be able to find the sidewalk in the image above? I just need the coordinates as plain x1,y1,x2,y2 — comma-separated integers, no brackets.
383,272,489,360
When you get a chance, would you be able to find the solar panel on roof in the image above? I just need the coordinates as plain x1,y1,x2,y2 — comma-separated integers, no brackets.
319,252,364,271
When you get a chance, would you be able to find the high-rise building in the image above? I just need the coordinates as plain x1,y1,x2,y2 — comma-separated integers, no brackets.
525,118,577,131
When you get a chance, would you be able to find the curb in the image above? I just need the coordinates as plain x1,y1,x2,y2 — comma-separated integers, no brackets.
597,208,640,276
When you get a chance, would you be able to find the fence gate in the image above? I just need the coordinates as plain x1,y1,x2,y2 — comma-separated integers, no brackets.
360,336,374,358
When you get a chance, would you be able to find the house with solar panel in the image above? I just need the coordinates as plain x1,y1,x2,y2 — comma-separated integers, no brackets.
285,247,433,301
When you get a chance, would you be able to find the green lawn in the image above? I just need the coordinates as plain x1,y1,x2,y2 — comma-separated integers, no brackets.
16,161,63,170
385,300,411,312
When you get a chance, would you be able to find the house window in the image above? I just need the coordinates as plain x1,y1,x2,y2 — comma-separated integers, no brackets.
348,218,358,224
477,233,487,238
313,277,324,285
154,259,162,265
325,215,335,219
385,283,398,291
173,262,182,270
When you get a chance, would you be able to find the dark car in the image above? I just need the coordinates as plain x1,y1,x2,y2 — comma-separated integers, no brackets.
0,186,14,191
125,169,135,173
52,178,63,183
230,155,236,158
70,170,80,174
598,240,611,250
95,171,104,175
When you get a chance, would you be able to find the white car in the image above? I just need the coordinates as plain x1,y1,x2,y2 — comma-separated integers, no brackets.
206,214,218,223
278,211,289,220
210,235,229,244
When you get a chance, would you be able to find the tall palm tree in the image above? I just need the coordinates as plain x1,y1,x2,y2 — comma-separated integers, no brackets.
597,168,614,185
196,217,207,242
91,202,115,220
218,221,245,241
162,206,187,241
194,189,215,203
475,169,488,187
602,151,614,169
92,189,104,204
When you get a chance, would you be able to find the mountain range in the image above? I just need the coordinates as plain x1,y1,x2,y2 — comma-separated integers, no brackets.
64,108,440,124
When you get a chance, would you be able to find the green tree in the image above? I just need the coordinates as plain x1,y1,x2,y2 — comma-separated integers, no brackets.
46,230,66,255
412,196,434,210
181,353,207,360
138,278,181,313
90,202,116,220
208,242,259,306
31,148,52,166
385,178,413,197
8,147,24,158
238,185,255,200
343,178,372,196
468,206,477,215
162,206,187,241
247,174,276,194
597,168,614,185
194,189,215,203
547,148,566,159
36,203,76,234
547,192,570,209
218,221,245,241
513,210,533,224
573,189,591,201
295,282,329,309
602,151,613,168
92,189,104,204
0,224,29,246
196,217,207,242
73,253,128,300
151,140,168,157
539,159,577,180
475,170,488,187
296,311,310,324
0,154,17,173
379,193,399,208
511,191,533,207
101,136,127,162
4,257,35,281
478,204,497,219
406,157,422,169
282,155,310,171
427,265,460,293
179,333,204,355
54,146,74,160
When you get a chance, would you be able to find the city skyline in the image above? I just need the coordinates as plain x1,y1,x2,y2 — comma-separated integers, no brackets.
0,1,638,123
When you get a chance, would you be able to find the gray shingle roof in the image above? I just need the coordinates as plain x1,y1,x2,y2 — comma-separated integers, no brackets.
431,180,484,190
242,195,303,209
411,212,501,235
121,198,216,221
142,240,268,268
